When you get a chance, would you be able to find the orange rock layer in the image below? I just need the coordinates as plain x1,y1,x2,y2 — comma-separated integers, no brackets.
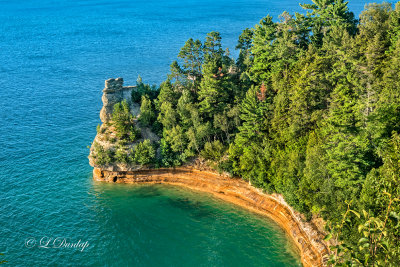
93,167,330,267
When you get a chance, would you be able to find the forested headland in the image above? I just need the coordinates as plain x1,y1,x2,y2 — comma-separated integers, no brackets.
92,1,400,265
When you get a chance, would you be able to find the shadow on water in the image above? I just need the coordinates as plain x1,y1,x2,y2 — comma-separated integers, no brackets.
166,197,217,219
131,185,163,198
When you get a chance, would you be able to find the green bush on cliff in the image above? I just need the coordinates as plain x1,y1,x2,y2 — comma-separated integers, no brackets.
131,75,159,103
112,100,140,141
139,95,156,126
92,142,113,166
97,1,400,263
159,138,182,167
128,127,141,142
130,139,156,165
96,124,106,134
114,144,128,164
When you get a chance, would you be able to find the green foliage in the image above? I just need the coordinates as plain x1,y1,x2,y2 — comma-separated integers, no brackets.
156,80,178,108
128,128,141,142
158,101,177,130
139,95,155,126
328,196,400,266
203,31,223,58
249,15,277,83
197,57,230,116
236,28,254,71
160,138,181,167
114,144,128,164
200,140,225,161
100,2,400,263
300,0,357,45
228,2,398,262
112,100,136,140
131,75,159,103
92,142,113,166
178,38,203,85
131,139,156,165
163,125,187,154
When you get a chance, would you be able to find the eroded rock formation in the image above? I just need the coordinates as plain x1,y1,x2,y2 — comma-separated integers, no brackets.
90,78,330,267
93,166,330,267
89,78,159,172
100,78,139,123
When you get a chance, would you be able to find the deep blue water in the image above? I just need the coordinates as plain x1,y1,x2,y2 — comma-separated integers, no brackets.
0,0,395,266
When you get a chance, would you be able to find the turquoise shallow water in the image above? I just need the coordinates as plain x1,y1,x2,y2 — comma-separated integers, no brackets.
1,0,395,266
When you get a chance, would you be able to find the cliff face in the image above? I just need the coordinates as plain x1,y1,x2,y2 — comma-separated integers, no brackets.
93,167,330,267
100,78,139,123
89,78,159,172
90,78,330,267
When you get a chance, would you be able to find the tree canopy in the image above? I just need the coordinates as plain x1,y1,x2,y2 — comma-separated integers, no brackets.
99,1,400,264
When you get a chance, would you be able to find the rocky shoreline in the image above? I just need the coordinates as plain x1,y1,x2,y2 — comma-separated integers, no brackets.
89,78,330,267
92,166,330,267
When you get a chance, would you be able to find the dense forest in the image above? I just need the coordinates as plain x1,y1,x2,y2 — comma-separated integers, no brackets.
94,0,400,265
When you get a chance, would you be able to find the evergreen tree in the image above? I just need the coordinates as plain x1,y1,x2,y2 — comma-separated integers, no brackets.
121,4,400,263
139,95,155,126
178,38,203,87
112,100,135,139
198,53,230,117
249,15,277,83
300,0,357,45
158,101,177,130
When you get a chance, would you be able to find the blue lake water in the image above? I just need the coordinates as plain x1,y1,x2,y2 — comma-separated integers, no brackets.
0,0,395,266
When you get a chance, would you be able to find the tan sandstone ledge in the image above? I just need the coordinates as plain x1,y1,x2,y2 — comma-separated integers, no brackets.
93,166,330,267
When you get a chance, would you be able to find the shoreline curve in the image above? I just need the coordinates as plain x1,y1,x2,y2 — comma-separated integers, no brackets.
93,166,330,267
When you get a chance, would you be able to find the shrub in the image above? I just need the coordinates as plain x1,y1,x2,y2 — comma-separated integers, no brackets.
132,75,159,103
160,138,181,167
114,145,128,164
131,139,156,165
200,140,225,161
128,128,141,142
93,142,113,166
112,100,135,139
131,90,142,103
111,100,141,143
97,124,105,134
139,95,155,126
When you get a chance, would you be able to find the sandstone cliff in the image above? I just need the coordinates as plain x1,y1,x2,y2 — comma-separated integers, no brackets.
93,167,331,267
99,78,139,123
88,78,159,172
89,78,331,267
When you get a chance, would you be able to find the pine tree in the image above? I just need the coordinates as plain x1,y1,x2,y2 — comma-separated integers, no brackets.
178,38,203,85
198,53,230,117
249,15,277,83
139,95,155,126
